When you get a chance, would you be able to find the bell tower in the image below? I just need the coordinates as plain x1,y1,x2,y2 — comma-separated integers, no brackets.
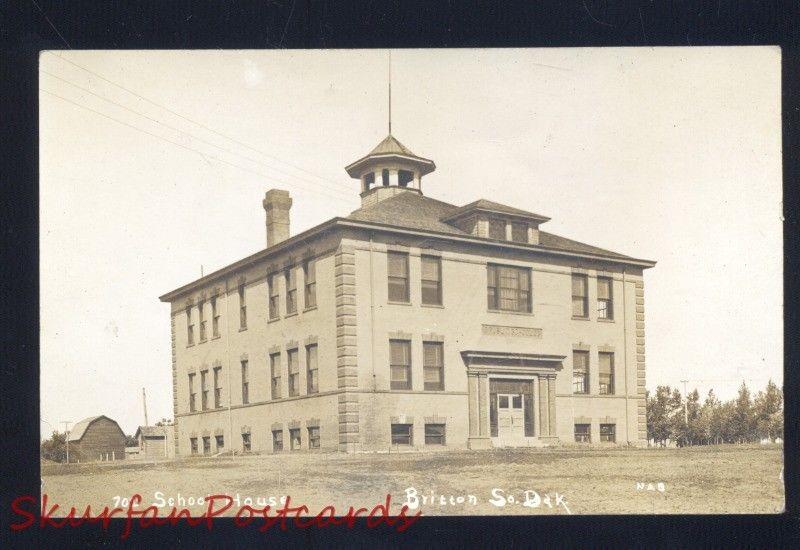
345,134,436,207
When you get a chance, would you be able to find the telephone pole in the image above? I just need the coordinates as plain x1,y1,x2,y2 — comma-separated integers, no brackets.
61,421,72,463
142,387,149,426
680,380,689,425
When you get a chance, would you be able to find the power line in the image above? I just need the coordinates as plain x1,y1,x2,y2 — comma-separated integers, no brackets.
30,0,72,49
40,70,356,202
40,88,356,205
44,52,352,191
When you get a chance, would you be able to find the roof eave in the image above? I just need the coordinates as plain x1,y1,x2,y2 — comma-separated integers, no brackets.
441,207,552,225
345,154,436,178
158,217,342,302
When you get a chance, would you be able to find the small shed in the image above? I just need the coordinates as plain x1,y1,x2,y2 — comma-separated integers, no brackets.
134,425,172,460
68,415,126,462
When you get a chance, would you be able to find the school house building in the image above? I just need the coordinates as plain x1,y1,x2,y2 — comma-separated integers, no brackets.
159,134,655,455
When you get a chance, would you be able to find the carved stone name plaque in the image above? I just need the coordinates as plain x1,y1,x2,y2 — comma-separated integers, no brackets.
481,324,543,338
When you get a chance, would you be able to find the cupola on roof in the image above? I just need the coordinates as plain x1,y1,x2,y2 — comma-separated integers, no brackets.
345,134,436,178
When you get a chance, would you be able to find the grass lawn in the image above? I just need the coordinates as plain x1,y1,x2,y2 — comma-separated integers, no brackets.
40,444,784,516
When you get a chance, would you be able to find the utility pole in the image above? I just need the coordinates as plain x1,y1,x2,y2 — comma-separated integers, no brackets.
142,387,149,426
61,421,72,463
680,380,689,425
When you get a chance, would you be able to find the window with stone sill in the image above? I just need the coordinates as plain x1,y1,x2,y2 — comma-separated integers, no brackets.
289,428,301,450
238,283,247,329
304,258,317,309
597,276,614,320
188,373,196,412
423,342,444,391
211,296,219,337
270,352,282,399
213,366,222,408
387,252,410,303
308,427,320,449
287,349,299,397
200,370,209,410
306,344,318,394
573,351,589,394
190,437,198,454
421,255,442,306
285,267,297,315
202,436,211,455
242,433,251,452
268,272,280,320
571,274,588,318
487,264,531,313
241,360,249,404
390,340,411,390
272,430,283,452
215,435,224,450
599,352,615,395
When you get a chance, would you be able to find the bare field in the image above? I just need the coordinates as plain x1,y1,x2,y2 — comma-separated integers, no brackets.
41,445,784,516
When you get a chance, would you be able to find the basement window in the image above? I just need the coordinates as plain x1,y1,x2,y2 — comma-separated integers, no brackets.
574,424,591,443
424,424,446,445
600,424,616,443
391,423,413,446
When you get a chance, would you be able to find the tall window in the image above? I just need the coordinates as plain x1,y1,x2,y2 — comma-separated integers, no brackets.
200,370,209,410
186,306,194,345
511,222,527,243
423,342,444,391
270,352,282,399
571,274,588,318
188,373,196,412
242,433,251,452
198,300,206,342
241,360,249,404
289,428,301,450
391,424,413,445
215,434,224,451
488,219,506,240
308,427,320,449
304,258,317,309
390,340,412,390
202,436,211,455
306,344,318,394
213,366,222,408
387,252,410,302
285,267,297,314
421,255,442,305
597,277,614,320
190,437,198,454
425,424,446,445
382,168,390,186
600,423,616,443
573,351,589,394
599,352,615,395
574,424,591,443
211,296,219,337
287,349,299,397
272,430,283,452
268,273,279,320
238,283,247,329
487,264,531,312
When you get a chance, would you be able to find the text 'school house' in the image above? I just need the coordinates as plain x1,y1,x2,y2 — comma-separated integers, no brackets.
159,134,655,455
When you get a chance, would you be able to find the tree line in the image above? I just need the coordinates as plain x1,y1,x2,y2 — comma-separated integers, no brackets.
646,380,783,447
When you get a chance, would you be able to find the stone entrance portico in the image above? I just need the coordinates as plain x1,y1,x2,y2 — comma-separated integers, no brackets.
461,351,565,449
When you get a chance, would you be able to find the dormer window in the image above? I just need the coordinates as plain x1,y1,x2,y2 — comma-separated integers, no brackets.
511,222,527,243
488,219,506,240
398,170,414,187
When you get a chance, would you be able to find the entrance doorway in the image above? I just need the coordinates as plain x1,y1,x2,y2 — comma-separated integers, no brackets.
497,393,525,443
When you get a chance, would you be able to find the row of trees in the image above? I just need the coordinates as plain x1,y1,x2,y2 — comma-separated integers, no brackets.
646,380,783,447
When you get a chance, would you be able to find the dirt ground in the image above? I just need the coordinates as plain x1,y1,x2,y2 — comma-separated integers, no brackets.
40,444,784,516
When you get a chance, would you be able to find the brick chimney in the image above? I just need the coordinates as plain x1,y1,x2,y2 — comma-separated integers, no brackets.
262,189,292,248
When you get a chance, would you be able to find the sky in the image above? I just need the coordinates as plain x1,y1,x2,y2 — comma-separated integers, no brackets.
39,47,783,436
